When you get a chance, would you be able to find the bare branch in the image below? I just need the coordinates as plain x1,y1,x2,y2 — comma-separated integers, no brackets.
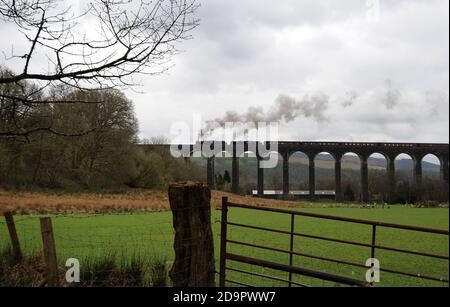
0,0,199,90
0,0,199,140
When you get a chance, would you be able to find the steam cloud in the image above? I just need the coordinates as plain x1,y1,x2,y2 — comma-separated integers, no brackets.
201,93,330,137
199,79,443,140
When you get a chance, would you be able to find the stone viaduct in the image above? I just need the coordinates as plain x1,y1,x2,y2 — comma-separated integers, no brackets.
144,141,449,203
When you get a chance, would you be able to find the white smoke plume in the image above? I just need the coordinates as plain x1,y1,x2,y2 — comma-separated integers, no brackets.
201,93,330,137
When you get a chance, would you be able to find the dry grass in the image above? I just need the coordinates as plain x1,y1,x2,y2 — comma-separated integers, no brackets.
0,250,167,287
0,188,310,215
0,190,169,215
0,252,46,287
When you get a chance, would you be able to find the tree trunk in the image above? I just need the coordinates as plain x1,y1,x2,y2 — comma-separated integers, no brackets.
168,182,215,287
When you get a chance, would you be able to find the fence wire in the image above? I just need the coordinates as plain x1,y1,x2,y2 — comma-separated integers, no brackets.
0,208,221,287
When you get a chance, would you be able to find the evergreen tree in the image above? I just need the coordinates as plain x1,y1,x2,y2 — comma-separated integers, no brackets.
344,184,355,201
216,174,224,187
223,170,231,184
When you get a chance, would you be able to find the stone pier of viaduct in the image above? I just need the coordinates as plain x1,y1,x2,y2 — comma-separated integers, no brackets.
144,141,449,203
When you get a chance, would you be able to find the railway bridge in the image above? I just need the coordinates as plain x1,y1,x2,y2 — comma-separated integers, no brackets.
145,141,449,203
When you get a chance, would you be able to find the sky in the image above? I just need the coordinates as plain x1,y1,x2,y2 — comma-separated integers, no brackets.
127,0,449,144
0,0,449,145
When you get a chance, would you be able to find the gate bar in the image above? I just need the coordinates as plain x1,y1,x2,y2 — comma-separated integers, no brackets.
219,197,228,287
227,221,449,260
227,239,448,283
288,214,295,287
227,202,449,235
227,253,370,287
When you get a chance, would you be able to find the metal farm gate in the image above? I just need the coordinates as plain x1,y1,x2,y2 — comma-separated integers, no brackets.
218,197,449,287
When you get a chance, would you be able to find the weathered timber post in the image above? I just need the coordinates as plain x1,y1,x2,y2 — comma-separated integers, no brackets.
4,212,22,262
40,217,59,287
168,182,215,287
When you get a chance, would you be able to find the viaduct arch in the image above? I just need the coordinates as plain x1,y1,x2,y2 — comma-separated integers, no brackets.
146,141,449,203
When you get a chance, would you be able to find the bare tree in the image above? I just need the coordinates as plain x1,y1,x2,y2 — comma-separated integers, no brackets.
0,0,199,138
141,135,170,144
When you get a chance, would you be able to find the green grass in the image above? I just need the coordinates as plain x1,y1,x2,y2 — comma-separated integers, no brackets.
225,206,449,287
0,205,448,287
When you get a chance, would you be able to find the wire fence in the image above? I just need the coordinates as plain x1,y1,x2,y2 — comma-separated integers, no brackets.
0,207,221,287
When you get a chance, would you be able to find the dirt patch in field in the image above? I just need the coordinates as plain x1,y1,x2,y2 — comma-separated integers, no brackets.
0,189,310,215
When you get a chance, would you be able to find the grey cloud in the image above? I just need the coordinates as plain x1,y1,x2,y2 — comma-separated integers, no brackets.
425,91,449,116
195,0,369,62
125,0,448,143
382,79,402,109
341,91,359,108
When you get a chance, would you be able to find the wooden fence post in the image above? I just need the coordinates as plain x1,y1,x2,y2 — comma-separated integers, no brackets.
4,212,22,262
219,197,228,287
168,182,215,287
40,217,59,287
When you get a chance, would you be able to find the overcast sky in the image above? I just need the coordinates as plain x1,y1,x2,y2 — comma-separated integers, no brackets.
0,0,448,145
125,0,449,144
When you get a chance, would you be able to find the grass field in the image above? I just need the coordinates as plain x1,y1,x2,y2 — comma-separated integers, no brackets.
0,200,448,287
